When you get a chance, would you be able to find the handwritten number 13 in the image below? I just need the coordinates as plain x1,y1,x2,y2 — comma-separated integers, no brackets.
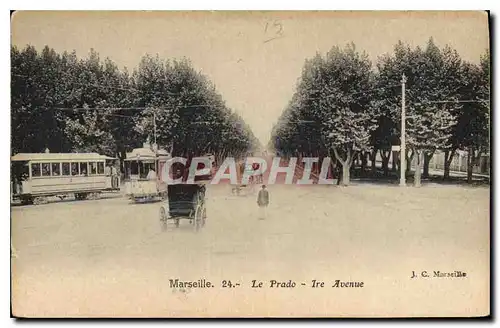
265,20,284,36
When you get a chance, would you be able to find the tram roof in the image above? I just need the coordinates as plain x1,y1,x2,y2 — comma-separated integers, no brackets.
11,153,116,162
125,147,171,160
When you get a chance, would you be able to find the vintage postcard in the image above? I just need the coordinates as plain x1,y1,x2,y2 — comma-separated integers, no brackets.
10,11,490,318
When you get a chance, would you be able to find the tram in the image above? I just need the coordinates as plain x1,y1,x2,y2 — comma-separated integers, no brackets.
11,152,119,205
123,143,171,202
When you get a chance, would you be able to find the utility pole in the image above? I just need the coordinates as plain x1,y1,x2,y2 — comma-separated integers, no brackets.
400,73,407,187
153,111,158,175
153,112,157,147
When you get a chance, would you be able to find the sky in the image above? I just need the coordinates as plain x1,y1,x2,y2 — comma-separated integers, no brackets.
11,11,489,144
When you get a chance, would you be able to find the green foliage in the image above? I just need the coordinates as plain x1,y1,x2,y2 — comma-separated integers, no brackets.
375,39,461,153
11,45,70,154
273,38,489,158
11,45,258,160
272,43,376,164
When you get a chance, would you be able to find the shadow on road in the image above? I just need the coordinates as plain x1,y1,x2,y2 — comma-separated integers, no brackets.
347,168,490,187
10,192,125,208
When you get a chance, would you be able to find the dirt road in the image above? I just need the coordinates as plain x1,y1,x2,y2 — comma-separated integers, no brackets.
11,184,490,317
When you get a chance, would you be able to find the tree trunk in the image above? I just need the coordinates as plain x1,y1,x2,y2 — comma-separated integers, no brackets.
118,149,127,175
335,160,341,185
467,147,473,184
472,148,483,175
392,151,397,172
413,150,423,187
361,152,367,176
423,155,430,178
333,147,353,187
370,148,378,175
443,148,456,180
350,155,356,177
406,149,414,174
422,151,434,178
342,164,350,186
380,149,390,176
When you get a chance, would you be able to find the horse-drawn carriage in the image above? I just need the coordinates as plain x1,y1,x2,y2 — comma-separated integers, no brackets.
159,183,207,231
158,155,214,231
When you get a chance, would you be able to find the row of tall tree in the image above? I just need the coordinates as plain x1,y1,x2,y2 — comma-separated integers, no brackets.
11,45,259,167
270,39,490,186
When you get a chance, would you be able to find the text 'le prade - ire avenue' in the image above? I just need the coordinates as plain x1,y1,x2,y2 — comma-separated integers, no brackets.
253,279,365,288
169,279,364,289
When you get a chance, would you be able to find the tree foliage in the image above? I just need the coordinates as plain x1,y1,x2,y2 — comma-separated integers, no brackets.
11,45,258,162
271,38,490,186
272,43,377,185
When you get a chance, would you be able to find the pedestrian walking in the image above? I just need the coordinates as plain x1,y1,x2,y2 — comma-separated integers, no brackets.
257,185,269,219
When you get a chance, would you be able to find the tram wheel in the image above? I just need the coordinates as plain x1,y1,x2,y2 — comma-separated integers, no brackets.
75,193,87,200
33,197,48,205
20,196,33,205
90,192,101,200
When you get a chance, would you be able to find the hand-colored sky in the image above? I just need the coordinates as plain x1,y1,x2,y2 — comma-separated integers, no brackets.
11,11,489,144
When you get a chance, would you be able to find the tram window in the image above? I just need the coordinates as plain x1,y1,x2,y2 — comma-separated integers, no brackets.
139,162,154,179
62,162,70,176
130,162,139,175
80,162,88,176
42,163,51,177
51,163,61,176
31,163,41,177
89,162,97,175
97,162,104,175
71,163,79,176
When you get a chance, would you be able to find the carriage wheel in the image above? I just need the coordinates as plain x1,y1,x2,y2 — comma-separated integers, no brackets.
202,206,207,227
194,204,204,231
159,207,168,231
159,206,167,222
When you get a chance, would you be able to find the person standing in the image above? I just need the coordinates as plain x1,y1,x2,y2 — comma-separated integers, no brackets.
147,167,157,180
111,165,118,189
257,185,269,219
104,164,112,188
104,164,111,177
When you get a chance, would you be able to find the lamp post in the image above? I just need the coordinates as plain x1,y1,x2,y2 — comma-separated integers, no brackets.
400,73,407,187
